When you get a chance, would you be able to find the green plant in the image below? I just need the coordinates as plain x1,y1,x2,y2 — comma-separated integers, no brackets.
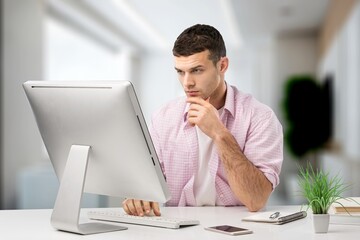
298,164,349,214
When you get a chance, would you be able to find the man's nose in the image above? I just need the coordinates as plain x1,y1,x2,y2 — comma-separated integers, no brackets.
183,73,195,88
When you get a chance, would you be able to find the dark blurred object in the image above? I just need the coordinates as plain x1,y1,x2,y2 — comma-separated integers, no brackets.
282,74,333,158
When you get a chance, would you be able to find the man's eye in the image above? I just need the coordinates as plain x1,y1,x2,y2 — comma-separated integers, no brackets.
176,70,184,75
192,69,203,73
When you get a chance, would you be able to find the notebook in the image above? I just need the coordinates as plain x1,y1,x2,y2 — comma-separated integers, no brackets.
331,197,360,214
242,211,307,225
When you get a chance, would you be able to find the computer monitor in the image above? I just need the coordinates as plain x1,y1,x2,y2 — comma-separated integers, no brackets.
23,81,170,234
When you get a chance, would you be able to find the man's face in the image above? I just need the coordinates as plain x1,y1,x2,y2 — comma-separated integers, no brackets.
174,50,226,100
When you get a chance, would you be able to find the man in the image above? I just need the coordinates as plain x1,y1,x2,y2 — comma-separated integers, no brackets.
123,24,283,216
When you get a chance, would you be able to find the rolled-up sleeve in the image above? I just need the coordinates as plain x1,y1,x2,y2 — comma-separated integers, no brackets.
243,110,283,189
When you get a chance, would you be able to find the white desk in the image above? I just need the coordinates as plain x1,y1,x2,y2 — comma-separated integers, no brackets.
0,206,359,239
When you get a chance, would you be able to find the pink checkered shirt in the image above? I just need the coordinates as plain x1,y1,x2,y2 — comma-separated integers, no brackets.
150,84,283,206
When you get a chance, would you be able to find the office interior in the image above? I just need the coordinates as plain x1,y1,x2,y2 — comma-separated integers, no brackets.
0,0,359,210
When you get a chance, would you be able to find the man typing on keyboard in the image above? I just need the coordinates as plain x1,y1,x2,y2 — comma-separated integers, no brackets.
123,24,283,216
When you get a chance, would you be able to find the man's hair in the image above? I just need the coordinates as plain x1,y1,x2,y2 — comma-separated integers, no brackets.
172,24,226,65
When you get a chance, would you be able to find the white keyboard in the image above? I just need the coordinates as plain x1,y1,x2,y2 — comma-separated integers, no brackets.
87,210,200,229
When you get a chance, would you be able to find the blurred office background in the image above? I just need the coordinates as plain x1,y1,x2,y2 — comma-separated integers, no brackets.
1,0,359,209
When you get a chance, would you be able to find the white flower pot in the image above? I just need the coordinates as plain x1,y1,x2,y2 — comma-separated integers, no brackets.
312,213,330,233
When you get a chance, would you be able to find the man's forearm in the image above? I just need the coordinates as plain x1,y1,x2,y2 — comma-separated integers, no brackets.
214,128,272,211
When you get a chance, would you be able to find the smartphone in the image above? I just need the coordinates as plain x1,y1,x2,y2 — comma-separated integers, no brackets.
205,225,253,236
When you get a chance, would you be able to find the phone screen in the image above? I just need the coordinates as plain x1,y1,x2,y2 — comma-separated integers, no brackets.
205,225,252,235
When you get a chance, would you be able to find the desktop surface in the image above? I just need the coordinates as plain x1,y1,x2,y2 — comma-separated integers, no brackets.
0,206,359,240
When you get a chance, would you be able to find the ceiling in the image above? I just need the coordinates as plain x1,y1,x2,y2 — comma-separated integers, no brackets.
54,0,331,52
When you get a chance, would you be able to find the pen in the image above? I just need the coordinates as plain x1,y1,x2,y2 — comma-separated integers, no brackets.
269,212,280,219
278,211,307,222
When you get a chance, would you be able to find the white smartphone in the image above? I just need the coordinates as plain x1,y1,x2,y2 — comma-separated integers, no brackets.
205,225,253,236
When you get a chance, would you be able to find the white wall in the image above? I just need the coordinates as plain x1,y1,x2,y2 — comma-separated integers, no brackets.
135,50,180,123
318,1,360,197
1,0,45,209
226,48,258,96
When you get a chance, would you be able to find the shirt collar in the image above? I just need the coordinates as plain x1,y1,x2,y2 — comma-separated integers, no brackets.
182,82,235,125
223,82,235,118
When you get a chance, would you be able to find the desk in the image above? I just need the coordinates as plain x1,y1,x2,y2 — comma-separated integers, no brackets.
0,206,359,239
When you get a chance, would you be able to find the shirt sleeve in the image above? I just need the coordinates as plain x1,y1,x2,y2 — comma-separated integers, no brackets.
243,110,283,189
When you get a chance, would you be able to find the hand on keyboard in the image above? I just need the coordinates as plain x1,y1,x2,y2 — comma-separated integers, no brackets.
88,210,200,229
122,199,161,216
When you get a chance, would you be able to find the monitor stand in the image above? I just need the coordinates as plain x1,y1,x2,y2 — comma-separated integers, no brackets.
50,145,127,235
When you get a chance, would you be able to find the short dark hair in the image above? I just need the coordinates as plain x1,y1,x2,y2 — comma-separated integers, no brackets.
172,24,226,65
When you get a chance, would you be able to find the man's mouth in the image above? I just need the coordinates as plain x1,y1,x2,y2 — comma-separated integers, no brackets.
186,91,199,97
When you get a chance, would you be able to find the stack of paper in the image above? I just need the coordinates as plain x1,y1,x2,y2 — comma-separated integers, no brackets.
330,197,360,225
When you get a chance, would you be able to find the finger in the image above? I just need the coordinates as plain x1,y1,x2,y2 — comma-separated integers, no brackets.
124,199,137,216
187,109,199,118
151,202,161,216
188,100,212,113
187,113,198,125
142,201,152,215
188,107,207,121
134,199,145,216
187,97,206,105
188,103,202,112
122,199,131,215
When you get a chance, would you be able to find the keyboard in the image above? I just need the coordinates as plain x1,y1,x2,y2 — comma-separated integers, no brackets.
87,210,200,229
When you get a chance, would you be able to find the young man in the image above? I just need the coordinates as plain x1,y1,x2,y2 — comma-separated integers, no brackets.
123,24,283,216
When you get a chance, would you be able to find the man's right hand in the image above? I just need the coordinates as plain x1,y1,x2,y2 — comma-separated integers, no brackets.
122,199,161,216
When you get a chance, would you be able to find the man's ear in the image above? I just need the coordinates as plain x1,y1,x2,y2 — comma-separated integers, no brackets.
219,57,229,73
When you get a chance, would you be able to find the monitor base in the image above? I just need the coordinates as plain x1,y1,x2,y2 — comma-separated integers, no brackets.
51,145,125,235
60,222,127,235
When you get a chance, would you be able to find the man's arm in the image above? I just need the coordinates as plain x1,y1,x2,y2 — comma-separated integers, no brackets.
187,97,274,211
213,127,272,211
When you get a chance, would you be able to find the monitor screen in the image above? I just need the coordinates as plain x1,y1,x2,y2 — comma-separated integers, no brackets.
23,81,170,234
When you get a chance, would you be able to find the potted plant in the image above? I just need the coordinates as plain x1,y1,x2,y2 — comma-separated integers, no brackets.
298,164,349,233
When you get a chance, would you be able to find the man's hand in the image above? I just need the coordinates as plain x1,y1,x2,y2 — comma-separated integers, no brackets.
122,199,161,216
187,97,225,138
